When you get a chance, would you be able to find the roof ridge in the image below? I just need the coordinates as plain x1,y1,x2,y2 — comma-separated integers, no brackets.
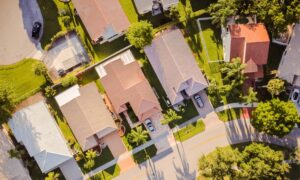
162,32,184,91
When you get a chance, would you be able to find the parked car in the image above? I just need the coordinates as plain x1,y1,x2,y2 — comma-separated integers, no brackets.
194,94,204,108
57,69,66,77
32,22,42,39
291,89,300,103
145,119,155,132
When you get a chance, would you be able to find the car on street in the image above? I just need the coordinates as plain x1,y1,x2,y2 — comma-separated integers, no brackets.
145,119,155,132
194,94,204,108
291,89,300,103
32,22,42,39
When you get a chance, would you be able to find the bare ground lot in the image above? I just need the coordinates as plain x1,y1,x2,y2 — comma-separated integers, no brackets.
0,0,42,65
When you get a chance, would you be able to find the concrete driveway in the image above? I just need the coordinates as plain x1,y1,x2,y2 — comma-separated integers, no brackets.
0,0,43,65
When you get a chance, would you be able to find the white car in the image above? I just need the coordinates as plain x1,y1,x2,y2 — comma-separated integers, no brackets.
194,94,204,108
145,119,155,132
291,89,300,103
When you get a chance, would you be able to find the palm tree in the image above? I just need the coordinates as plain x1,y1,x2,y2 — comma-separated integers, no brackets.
242,87,258,106
128,125,148,146
45,172,60,180
209,0,238,27
161,109,182,125
221,58,246,87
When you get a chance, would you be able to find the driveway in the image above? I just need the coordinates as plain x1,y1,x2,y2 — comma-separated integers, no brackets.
0,0,43,65
145,112,172,152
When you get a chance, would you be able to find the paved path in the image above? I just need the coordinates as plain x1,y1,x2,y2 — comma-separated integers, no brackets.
214,102,258,112
114,119,300,180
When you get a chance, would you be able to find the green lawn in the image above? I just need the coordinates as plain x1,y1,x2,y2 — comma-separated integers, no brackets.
132,144,157,164
0,59,46,103
88,165,120,180
77,69,105,94
174,120,205,141
216,108,242,122
78,147,115,174
119,0,139,23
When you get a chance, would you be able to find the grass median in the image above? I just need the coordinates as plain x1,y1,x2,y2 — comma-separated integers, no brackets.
173,120,205,142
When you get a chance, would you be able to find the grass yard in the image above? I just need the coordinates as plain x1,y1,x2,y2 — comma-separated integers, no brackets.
119,0,139,23
77,69,105,94
132,144,157,164
88,165,120,180
216,108,242,122
0,59,46,103
174,120,205,142
78,147,115,174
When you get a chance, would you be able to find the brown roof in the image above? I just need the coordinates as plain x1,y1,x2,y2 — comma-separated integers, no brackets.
100,59,161,121
72,0,130,42
56,83,117,151
229,23,270,78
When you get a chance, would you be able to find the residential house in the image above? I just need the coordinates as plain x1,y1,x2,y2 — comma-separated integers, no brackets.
55,83,126,157
278,24,300,86
8,101,82,179
144,28,208,106
72,0,130,44
95,50,162,122
133,0,178,15
222,23,270,80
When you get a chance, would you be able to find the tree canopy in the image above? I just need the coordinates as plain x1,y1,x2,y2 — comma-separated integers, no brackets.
251,99,300,137
208,0,238,27
198,143,290,179
267,78,285,97
161,109,182,125
128,125,148,146
61,74,78,88
0,86,16,124
45,172,60,180
238,143,290,179
242,87,258,105
199,146,241,179
126,21,154,49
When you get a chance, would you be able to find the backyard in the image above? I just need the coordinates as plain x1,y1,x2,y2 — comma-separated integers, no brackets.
0,59,46,103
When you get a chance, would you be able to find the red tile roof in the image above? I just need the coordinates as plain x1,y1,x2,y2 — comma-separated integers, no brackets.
100,60,161,121
229,23,270,78
72,0,130,42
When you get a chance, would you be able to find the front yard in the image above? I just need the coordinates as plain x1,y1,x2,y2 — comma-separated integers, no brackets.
174,120,205,142
216,108,242,122
88,165,120,180
0,59,46,103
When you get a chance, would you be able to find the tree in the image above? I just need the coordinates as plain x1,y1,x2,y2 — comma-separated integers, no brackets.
242,87,258,105
238,143,290,179
251,99,300,137
292,148,300,164
128,125,148,146
267,78,285,97
61,74,78,87
198,146,241,179
220,58,246,87
32,62,51,82
83,149,97,171
44,86,56,98
166,5,180,21
161,109,182,125
45,172,60,180
208,0,238,26
0,86,15,124
126,21,154,49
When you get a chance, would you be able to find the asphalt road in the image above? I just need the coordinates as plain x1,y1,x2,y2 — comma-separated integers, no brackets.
0,0,42,65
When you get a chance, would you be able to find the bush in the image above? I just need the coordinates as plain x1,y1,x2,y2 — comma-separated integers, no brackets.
61,74,78,87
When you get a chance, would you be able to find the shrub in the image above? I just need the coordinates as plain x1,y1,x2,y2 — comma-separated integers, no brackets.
61,74,78,87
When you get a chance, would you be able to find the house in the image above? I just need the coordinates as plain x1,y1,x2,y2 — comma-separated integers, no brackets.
0,129,31,180
95,50,161,122
133,0,178,15
278,24,300,86
55,83,126,156
223,23,270,80
72,0,130,44
8,101,81,177
144,28,208,106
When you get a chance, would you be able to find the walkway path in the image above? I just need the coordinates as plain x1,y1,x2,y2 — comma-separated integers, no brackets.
214,102,258,112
